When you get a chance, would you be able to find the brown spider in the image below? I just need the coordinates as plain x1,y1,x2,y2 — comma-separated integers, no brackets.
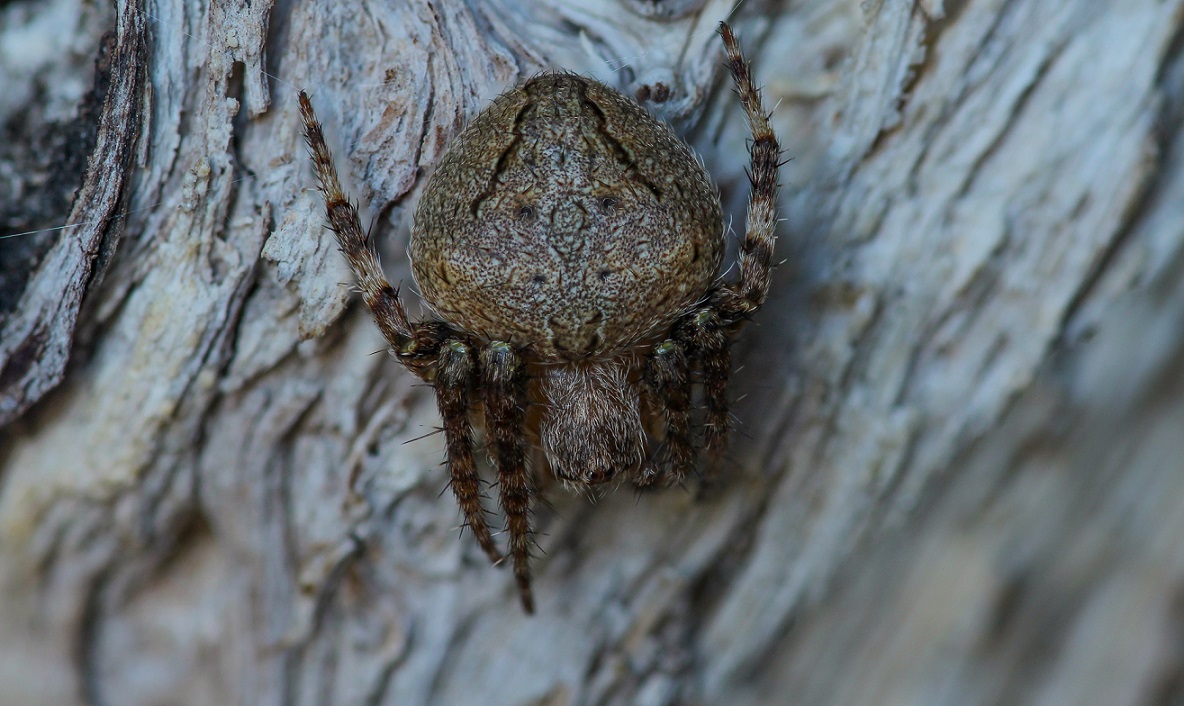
298,22,779,613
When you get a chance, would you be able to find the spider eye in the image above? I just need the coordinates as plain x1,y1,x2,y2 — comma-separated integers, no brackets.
599,196,618,211
517,204,535,219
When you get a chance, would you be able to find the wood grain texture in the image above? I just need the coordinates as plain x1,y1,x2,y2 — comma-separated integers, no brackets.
0,0,146,426
1,1,1182,705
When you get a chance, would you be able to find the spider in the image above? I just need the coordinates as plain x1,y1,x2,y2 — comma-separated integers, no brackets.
298,22,779,613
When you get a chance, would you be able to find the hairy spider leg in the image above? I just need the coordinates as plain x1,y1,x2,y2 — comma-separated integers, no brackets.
699,23,781,459
299,93,413,350
703,23,781,456
437,341,504,564
480,343,535,613
689,309,733,457
646,23,782,475
299,91,502,565
642,340,695,486
719,22,780,319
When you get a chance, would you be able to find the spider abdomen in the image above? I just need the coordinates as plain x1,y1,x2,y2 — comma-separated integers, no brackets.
412,72,724,359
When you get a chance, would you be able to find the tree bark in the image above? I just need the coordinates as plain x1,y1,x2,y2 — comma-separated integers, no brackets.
2,1,1182,705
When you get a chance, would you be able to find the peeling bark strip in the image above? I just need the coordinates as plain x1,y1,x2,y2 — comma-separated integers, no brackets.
0,0,148,426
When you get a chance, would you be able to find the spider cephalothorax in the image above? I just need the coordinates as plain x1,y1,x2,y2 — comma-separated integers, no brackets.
299,23,779,613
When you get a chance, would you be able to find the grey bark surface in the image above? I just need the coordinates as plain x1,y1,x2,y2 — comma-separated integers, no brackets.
1,1,1182,705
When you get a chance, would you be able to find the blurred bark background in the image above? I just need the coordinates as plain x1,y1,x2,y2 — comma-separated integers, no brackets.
1,0,1182,704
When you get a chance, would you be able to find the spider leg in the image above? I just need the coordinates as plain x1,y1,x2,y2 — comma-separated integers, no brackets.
299,92,442,374
694,310,732,458
642,339,695,486
718,22,780,322
481,342,535,613
436,340,503,565
659,307,730,463
647,24,775,469
300,91,501,560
